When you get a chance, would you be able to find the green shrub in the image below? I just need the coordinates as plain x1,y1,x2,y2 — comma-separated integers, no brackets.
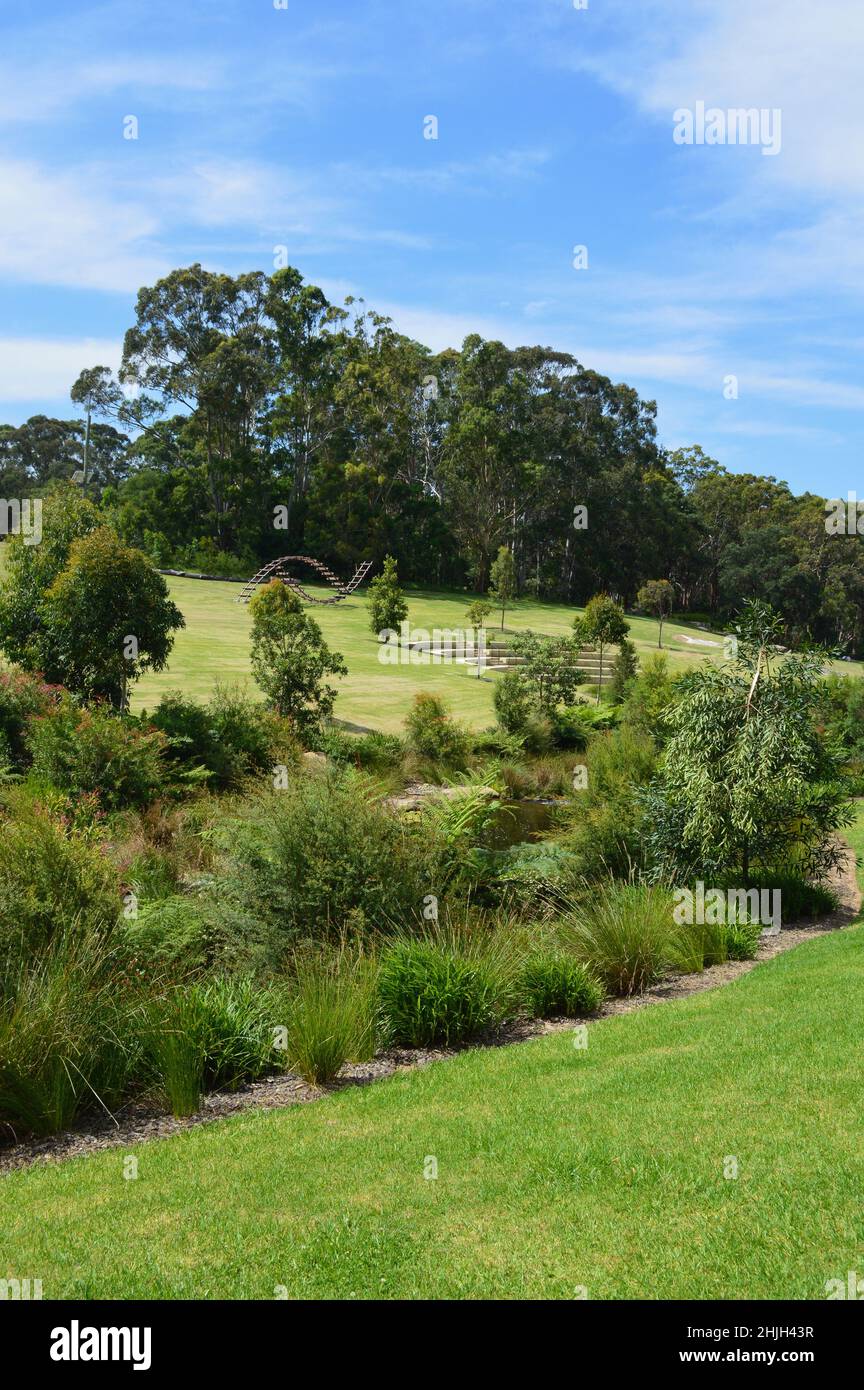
124,846,183,903
560,727,658,879
210,683,299,782
472,727,527,760
0,666,54,771
562,883,674,996
318,728,404,772
27,701,166,808
210,772,426,969
174,539,258,580
609,638,639,702
150,685,299,791
282,952,379,1085
148,692,220,783
121,895,214,976
518,951,604,1017
745,872,837,922
818,674,864,766
0,794,119,982
140,977,281,1117
551,702,620,750
493,669,533,736
487,840,576,909
404,692,469,766
419,777,505,892
621,652,679,739
378,933,515,1048
0,930,139,1136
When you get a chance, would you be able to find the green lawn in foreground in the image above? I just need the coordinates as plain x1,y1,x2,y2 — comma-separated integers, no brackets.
3,861,864,1299
131,579,742,730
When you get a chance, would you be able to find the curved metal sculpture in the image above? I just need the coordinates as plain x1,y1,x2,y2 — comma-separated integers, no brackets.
237,555,374,605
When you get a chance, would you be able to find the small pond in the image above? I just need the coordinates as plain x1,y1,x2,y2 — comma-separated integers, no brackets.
486,798,563,850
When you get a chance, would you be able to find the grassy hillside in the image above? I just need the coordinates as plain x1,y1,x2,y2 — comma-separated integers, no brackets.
131,578,738,729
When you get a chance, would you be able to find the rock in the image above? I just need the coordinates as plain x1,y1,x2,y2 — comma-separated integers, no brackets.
384,782,499,813
302,751,329,770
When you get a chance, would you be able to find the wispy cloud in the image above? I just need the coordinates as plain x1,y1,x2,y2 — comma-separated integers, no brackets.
0,337,122,402
0,159,168,293
0,54,225,123
332,148,553,196
0,155,436,294
551,0,864,197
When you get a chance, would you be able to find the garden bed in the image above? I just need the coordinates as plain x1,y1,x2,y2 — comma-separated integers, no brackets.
2,847,857,1177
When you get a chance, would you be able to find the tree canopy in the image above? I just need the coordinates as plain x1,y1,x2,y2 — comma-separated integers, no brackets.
3,260,864,654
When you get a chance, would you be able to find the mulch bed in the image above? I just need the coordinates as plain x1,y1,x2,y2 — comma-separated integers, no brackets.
2,851,859,1177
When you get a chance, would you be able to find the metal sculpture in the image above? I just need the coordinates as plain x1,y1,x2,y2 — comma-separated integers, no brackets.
237,555,374,605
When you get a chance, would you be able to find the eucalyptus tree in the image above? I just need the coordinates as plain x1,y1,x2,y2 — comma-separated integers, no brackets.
262,268,346,546
645,600,852,886
438,336,535,591
70,365,126,492
120,265,274,551
636,578,675,647
303,305,437,570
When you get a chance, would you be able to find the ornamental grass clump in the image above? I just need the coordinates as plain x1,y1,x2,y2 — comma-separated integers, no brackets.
561,882,674,996
140,976,281,1117
518,949,605,1018
378,922,521,1048
0,928,140,1137
282,950,379,1085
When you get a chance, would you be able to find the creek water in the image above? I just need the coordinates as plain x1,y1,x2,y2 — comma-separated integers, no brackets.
487,798,560,850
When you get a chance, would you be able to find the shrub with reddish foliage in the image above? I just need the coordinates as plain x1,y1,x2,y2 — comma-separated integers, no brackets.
0,666,57,770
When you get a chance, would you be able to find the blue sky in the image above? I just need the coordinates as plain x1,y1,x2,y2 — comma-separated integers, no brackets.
2,0,863,498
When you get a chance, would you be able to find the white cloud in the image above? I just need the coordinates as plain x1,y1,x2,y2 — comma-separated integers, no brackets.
332,148,552,195
564,0,864,197
0,159,168,293
374,301,515,352
744,372,864,411
0,155,434,295
709,418,845,444
0,337,121,403
0,55,224,123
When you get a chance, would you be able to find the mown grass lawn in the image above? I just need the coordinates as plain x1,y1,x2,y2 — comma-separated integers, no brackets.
3,902,864,1299
131,578,740,730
